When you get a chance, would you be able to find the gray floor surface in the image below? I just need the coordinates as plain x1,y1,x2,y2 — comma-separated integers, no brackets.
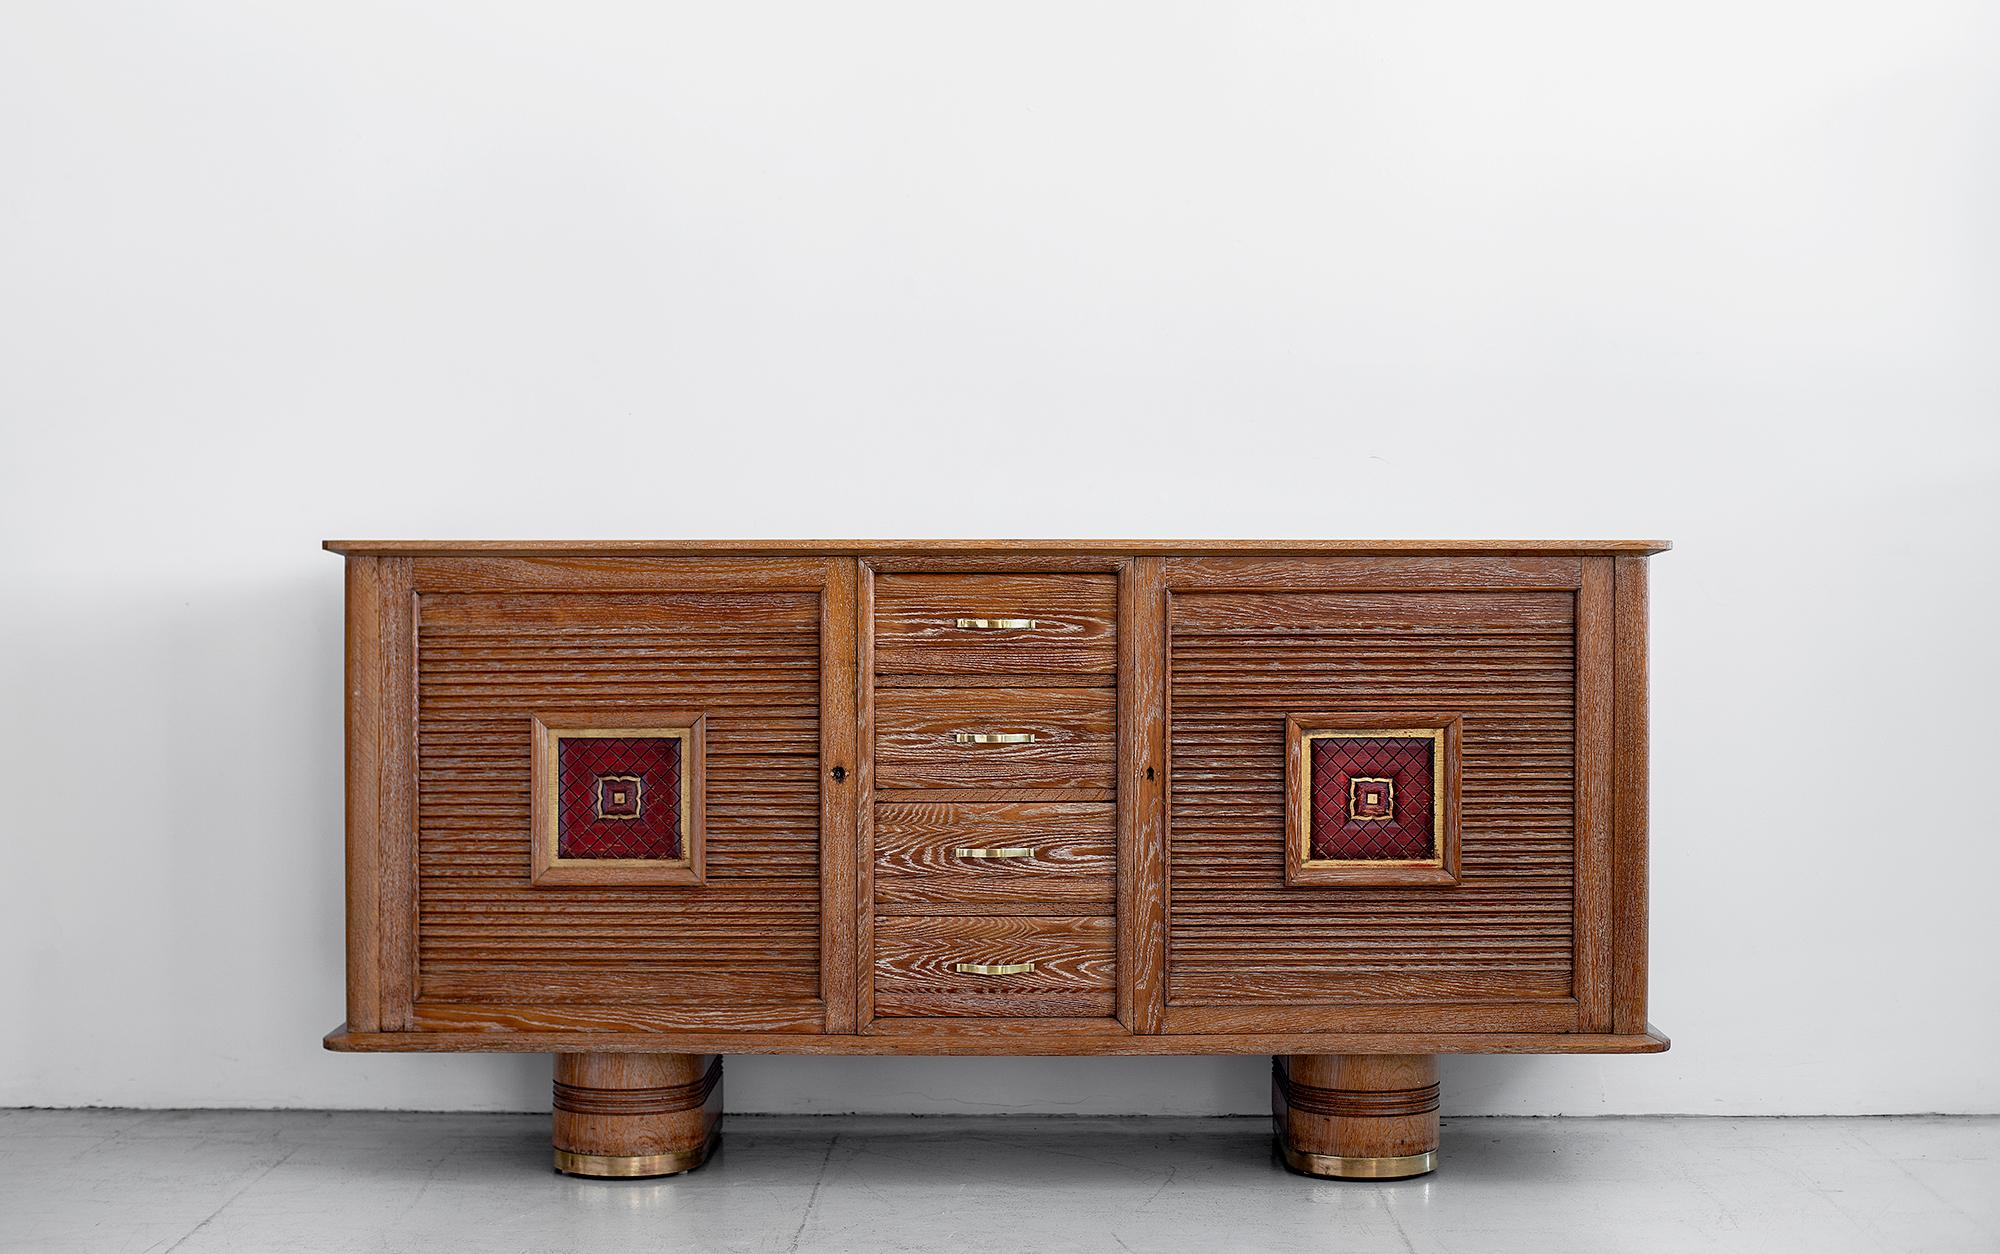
1,1110,1993,1253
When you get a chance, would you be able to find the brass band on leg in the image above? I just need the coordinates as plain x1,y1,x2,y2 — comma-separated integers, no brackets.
553,1128,720,1179
1280,1144,1437,1180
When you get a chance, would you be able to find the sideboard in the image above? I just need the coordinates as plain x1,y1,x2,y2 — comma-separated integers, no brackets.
325,540,1667,1180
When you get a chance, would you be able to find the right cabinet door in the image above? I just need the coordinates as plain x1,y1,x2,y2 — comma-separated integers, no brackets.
1163,576,1591,1034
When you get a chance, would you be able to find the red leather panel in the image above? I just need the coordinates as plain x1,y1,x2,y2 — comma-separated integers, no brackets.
1309,736,1434,861
556,736,683,859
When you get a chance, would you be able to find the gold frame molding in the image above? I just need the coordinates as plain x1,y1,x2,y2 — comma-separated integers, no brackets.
531,711,706,887
1284,713,1462,888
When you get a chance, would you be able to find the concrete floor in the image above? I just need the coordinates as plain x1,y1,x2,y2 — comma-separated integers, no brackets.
1,1111,1993,1254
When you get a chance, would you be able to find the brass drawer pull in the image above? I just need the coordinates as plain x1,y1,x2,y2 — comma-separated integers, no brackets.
951,732,1037,745
953,961,1036,976
953,846,1033,860
956,617,1037,630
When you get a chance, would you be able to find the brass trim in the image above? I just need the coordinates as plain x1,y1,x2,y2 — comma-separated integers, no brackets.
951,732,1037,745
953,961,1036,976
1278,1144,1437,1180
955,617,1038,630
1297,728,1445,869
539,724,695,872
953,846,1034,860
553,1137,718,1179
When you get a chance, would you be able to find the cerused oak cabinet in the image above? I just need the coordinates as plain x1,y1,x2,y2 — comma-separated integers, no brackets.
326,540,1668,1180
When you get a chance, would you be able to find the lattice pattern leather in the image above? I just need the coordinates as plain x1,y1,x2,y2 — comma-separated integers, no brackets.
1309,736,1434,861
556,736,682,859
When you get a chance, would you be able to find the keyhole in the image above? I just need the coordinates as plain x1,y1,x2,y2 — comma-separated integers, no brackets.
1146,766,1155,781
831,766,847,782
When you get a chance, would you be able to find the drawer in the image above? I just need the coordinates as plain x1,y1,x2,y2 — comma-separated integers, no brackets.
874,801,1115,909
873,915,1115,1018
875,688,1115,790
874,574,1117,675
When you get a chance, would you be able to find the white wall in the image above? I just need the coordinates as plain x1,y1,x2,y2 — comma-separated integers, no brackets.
2,1,1995,1116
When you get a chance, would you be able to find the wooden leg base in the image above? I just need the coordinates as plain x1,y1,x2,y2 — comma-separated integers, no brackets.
1273,1054,1440,1181
551,1053,723,1180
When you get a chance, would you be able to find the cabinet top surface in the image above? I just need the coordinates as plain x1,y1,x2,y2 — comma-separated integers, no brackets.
325,538,1671,557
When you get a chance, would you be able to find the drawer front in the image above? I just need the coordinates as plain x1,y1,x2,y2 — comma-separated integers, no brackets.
875,688,1116,789
874,801,1115,909
874,574,1117,675
873,915,1116,1017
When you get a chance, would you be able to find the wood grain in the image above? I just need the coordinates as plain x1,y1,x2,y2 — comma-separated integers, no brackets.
1274,1054,1438,1172
329,1022,1669,1055
412,556,829,593
874,687,1116,789
1161,1001,1577,1034
819,559,860,1033
874,574,1118,675
1166,588,1578,1016
379,557,418,1030
1171,590,1575,634
873,802,1114,909
1612,556,1651,1034
344,557,384,1032
330,539,1672,557
1573,558,1615,1031
1120,557,1169,1033
552,1052,722,1168
873,915,1116,1018
854,563,878,1030
1163,556,1583,591
413,590,826,1024
332,541,1666,1061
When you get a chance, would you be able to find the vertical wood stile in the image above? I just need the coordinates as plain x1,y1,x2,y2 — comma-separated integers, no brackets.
1119,557,1169,1032
378,556,419,1029
854,563,877,1030
819,559,860,1034
1573,558,1615,1031
1611,556,1651,1033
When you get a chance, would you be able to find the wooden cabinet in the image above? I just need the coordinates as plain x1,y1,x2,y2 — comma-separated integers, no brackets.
327,541,1667,1180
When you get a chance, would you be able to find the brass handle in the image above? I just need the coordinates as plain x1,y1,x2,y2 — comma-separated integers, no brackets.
953,846,1033,860
953,961,1036,976
956,618,1037,630
951,732,1037,745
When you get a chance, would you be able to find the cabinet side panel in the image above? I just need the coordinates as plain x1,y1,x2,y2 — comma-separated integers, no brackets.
412,589,825,1027
1612,556,1651,1033
1167,589,1577,1011
344,557,383,1032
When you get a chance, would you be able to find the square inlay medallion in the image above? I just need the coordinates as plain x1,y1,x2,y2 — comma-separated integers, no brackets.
1285,714,1461,887
531,713,706,886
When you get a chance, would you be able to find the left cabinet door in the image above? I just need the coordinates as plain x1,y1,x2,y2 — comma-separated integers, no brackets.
348,555,854,1036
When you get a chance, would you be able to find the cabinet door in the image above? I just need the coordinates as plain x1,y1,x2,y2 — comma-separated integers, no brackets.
1162,569,1599,1034
389,558,852,1034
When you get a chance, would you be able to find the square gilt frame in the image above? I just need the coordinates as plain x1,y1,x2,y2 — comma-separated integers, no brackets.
1284,712,1462,887
531,710,706,887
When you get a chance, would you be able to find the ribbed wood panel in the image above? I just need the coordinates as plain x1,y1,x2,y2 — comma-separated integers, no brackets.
1168,591,1576,1006
414,592,823,1015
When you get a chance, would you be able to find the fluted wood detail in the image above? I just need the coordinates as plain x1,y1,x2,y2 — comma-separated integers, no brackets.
415,593,823,1021
1169,591,1577,1008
